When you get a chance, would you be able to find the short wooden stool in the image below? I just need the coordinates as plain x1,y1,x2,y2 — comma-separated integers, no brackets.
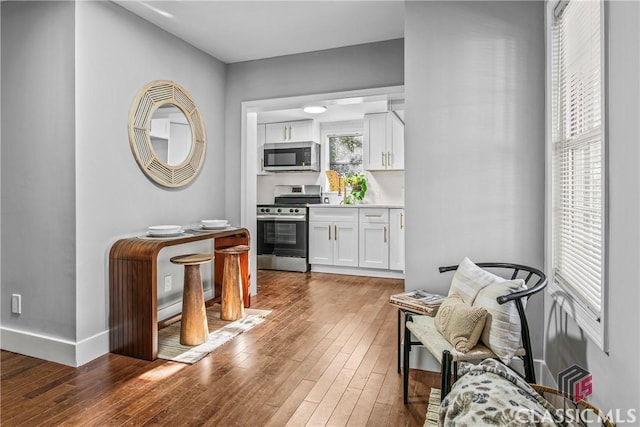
170,253,213,346
215,245,249,321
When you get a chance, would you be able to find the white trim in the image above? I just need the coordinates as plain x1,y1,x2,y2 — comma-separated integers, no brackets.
241,86,404,292
0,326,109,367
75,330,110,366
310,264,404,279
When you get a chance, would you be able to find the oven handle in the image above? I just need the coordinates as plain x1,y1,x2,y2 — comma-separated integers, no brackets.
257,215,307,222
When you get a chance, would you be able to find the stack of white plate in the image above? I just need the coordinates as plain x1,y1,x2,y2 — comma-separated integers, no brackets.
201,219,229,230
147,225,183,237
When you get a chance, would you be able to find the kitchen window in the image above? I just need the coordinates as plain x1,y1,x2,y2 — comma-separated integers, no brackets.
329,134,363,176
548,0,607,350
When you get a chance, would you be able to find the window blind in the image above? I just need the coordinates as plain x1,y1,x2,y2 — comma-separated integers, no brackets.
551,0,605,318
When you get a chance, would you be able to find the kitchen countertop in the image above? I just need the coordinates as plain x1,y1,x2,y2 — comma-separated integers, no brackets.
310,204,404,209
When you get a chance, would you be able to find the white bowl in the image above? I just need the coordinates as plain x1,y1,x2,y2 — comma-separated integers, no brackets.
147,225,182,236
201,219,228,229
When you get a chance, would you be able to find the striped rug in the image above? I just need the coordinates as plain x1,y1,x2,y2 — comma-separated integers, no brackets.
157,304,271,364
424,388,441,427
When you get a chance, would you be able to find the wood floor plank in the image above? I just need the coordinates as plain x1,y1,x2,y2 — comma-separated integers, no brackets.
0,271,437,427
346,372,386,427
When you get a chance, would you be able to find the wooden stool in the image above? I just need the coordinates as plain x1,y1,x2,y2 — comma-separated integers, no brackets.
215,245,249,321
170,253,213,346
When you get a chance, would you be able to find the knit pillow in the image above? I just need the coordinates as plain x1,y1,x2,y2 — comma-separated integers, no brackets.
435,294,488,353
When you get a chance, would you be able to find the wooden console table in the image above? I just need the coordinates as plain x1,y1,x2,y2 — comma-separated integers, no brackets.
109,227,250,361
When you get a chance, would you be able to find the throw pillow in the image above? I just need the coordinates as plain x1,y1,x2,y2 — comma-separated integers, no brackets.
473,279,527,363
435,294,488,353
448,257,506,304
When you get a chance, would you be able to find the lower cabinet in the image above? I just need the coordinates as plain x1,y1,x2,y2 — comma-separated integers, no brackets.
389,208,405,271
309,208,358,267
309,207,405,275
359,209,389,269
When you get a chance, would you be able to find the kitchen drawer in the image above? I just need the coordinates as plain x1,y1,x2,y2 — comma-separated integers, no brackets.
359,208,389,223
309,207,358,222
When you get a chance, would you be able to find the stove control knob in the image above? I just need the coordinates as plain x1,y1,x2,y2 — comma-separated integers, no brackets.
277,208,282,213
289,208,294,213
294,209,299,213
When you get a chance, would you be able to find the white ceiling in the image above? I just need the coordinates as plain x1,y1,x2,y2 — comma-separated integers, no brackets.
115,1,405,64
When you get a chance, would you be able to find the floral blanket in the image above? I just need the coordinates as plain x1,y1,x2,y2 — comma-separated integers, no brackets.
439,359,566,426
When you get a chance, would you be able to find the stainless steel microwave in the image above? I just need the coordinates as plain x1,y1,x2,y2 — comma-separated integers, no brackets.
263,141,320,172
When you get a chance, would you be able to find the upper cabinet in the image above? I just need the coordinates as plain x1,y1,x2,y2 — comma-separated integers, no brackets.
363,112,404,171
265,119,319,143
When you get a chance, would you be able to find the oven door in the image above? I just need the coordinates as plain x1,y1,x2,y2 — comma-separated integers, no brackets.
256,216,307,258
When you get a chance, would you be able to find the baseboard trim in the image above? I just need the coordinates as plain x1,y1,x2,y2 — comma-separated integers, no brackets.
310,264,404,279
1,327,109,367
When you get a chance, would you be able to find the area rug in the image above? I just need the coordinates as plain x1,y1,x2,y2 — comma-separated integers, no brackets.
157,304,271,364
423,388,440,427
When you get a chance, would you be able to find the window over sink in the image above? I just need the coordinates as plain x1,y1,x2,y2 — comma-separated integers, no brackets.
329,134,363,176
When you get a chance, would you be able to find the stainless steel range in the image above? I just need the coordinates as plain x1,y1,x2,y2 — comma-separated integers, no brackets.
256,185,322,272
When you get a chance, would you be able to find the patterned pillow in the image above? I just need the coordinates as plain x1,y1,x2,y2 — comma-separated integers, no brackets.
435,294,488,353
447,257,505,304
473,278,526,363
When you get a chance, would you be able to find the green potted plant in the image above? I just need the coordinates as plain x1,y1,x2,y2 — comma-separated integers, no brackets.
344,172,368,203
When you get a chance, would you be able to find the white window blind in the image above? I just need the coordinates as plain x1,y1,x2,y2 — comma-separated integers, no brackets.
551,0,605,321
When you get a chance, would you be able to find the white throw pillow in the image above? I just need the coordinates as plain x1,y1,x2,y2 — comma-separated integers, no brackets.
473,278,527,363
447,257,506,304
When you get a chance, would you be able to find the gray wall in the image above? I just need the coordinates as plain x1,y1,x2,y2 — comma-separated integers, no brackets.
404,0,545,353
1,1,227,365
544,0,640,414
224,39,404,224
1,1,77,340
74,1,226,356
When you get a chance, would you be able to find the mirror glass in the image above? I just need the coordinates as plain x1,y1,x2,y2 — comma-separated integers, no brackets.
150,104,193,166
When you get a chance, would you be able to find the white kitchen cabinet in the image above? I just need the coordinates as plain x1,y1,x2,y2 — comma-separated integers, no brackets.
265,119,319,143
389,208,405,271
358,209,389,269
363,112,404,171
256,123,268,175
309,208,358,267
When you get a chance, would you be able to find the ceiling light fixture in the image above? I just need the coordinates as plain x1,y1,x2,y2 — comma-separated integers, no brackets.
303,106,327,114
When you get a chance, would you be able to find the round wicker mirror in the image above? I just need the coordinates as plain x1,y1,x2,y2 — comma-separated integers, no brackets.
128,80,206,188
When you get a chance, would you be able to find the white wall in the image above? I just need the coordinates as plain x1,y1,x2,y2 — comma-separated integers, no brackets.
404,1,545,353
1,1,227,366
544,0,640,415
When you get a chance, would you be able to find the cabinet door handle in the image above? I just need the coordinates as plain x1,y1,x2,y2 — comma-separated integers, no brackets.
328,225,331,240
283,126,287,140
384,226,387,243
400,212,404,229
261,159,264,171
365,214,382,218
334,225,337,240
288,126,292,140
381,152,385,167
387,152,391,167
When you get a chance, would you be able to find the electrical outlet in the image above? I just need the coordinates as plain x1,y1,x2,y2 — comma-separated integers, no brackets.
11,294,21,314
164,275,172,292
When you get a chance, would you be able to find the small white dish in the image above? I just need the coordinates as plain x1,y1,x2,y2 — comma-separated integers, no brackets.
201,219,228,229
147,225,182,236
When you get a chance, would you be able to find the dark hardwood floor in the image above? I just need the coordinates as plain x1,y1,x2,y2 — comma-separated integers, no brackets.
1,271,438,426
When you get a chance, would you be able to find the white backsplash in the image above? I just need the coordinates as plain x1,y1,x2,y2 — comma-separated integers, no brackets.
257,170,404,205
